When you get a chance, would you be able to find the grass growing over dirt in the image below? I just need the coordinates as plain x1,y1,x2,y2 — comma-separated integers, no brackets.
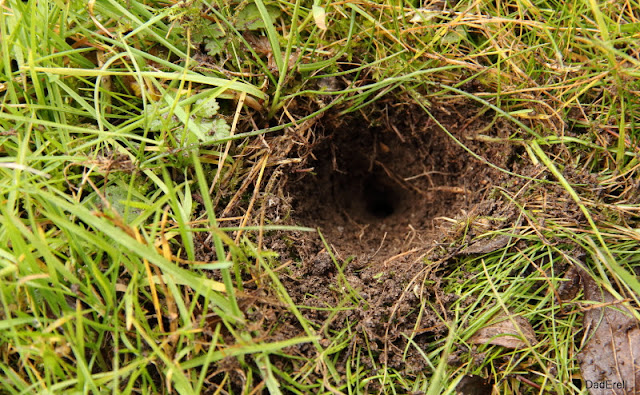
1,0,640,393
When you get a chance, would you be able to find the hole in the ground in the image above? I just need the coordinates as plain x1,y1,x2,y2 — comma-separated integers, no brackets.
363,175,397,219
287,99,496,260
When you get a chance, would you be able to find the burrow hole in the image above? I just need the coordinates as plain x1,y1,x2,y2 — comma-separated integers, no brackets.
288,103,490,257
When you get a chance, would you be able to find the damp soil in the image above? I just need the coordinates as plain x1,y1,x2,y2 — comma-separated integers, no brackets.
286,102,501,263
195,96,523,386
258,98,518,374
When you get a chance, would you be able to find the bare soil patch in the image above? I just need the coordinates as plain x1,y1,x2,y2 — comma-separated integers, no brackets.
253,96,521,376
286,100,504,262
192,94,531,387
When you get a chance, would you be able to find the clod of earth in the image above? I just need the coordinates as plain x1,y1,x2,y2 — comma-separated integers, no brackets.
456,374,494,395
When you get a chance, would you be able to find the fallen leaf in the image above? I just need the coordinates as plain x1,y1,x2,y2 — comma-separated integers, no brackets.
577,269,640,394
469,311,538,349
460,234,511,255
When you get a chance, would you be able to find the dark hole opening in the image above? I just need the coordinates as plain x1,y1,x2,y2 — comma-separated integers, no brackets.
363,175,397,219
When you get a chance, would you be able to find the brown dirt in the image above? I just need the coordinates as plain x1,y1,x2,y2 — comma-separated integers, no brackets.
248,96,521,377
286,100,504,261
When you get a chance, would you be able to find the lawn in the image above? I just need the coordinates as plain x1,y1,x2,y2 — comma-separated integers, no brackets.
1,0,640,393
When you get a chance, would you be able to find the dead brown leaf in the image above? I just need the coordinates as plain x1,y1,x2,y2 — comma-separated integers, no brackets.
460,234,511,255
469,311,538,349
577,269,640,394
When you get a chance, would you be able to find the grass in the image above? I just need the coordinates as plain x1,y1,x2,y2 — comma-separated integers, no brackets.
1,0,639,393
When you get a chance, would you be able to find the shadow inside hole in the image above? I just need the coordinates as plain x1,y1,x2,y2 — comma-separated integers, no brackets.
284,99,499,260
362,175,398,219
